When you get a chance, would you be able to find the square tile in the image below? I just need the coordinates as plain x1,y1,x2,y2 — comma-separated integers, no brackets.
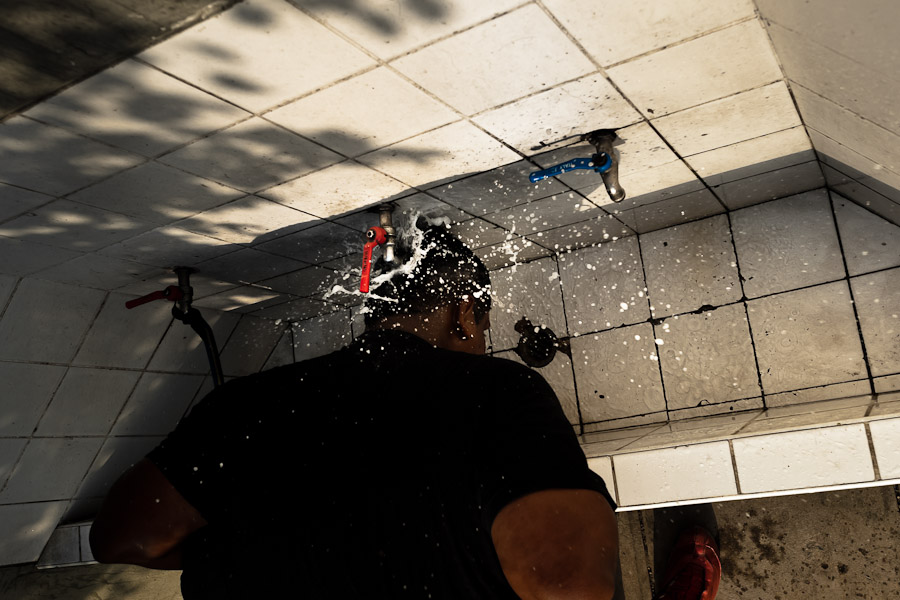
111,373,205,436
731,189,844,298
261,160,410,219
0,363,67,437
0,237,83,277
391,5,594,115
292,310,354,361
219,315,286,376
0,279,106,363
542,0,755,66
266,67,458,158
765,380,873,408
451,218,512,250
833,194,900,276
733,424,874,493
1,439,27,490
484,192,607,236
194,247,309,284
175,194,319,245
571,323,666,422
430,160,567,217
0,503,69,565
559,236,648,336
652,82,802,157
528,214,634,254
73,292,172,369
623,189,726,240
24,59,250,157
139,0,374,113
0,117,143,196
851,268,900,377
392,193,469,224
75,436,163,500
584,161,705,211
159,117,343,193
642,214,741,317
712,161,825,211
301,0,524,60
69,162,245,226
489,257,568,351
257,222,361,265
0,199,154,252
583,412,668,433
191,286,283,312
0,438,104,504
262,329,295,370
737,395,871,436
116,270,238,299
34,368,141,436
475,237,553,271
357,121,520,189
608,21,781,118
473,74,641,153
747,281,867,395
147,309,241,374
32,255,164,291
613,442,736,506
259,265,340,298
98,226,234,268
496,350,580,427
686,126,814,186
869,418,900,479
794,85,900,175
658,304,761,410
0,183,52,222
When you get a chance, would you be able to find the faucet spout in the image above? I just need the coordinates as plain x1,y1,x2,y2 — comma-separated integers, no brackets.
584,130,626,202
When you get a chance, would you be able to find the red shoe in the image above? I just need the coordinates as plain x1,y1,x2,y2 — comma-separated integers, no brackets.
656,526,721,600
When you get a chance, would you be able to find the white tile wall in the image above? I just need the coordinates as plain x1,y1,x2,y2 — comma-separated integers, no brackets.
571,323,665,423
731,189,844,298
34,368,141,436
614,442,737,505
868,418,900,479
586,456,617,503
851,268,900,377
489,257,568,351
0,363,67,436
558,236,647,336
641,215,741,317
747,282,867,395
833,196,900,276
391,5,594,116
732,424,875,493
0,438,104,504
139,0,375,113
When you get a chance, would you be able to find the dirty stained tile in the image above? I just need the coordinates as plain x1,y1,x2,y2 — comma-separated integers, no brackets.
475,237,552,271
559,236,647,336
581,160,705,211
851,268,900,378
451,218,512,250
391,5,594,116
571,323,665,423
607,20,781,118
731,189,844,298
139,0,375,113
832,194,900,276
489,257,568,352
265,67,459,158
658,304,760,410
625,189,725,235
747,281,867,395
642,214,741,318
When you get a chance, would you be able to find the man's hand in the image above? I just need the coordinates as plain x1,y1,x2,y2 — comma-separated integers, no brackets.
90,458,207,569
491,488,618,600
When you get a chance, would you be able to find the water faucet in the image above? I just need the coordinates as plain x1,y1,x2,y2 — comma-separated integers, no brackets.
359,203,396,293
528,128,626,202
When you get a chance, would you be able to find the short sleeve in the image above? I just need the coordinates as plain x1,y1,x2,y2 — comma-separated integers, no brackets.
146,378,248,521
478,359,615,526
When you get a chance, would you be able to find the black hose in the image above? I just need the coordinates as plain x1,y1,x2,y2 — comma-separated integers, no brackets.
172,306,226,388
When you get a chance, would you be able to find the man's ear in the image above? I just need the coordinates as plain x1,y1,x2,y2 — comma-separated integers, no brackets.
454,298,480,340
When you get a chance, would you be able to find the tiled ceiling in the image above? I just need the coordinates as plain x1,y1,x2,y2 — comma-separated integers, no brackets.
0,0,897,320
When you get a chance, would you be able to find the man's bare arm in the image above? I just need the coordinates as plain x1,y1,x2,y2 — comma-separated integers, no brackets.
90,458,207,569
491,488,618,600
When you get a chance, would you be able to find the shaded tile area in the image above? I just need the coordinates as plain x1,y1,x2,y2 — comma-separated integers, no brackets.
851,268,900,377
489,258,567,352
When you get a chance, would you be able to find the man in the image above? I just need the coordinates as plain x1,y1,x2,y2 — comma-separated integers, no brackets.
90,224,619,599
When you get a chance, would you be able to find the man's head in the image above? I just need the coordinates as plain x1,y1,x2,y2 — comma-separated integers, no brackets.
364,224,492,354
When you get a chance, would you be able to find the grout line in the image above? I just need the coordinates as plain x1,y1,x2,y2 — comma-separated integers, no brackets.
552,256,585,435
636,510,656,598
728,439,743,494
608,456,622,506
633,233,669,415
865,423,883,480
0,276,22,321
827,190,877,395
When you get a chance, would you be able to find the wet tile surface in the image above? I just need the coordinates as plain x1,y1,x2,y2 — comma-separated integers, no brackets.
851,268,900,377
489,257,567,351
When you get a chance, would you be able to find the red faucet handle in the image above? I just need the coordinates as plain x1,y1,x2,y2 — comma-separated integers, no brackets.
360,226,388,294
125,285,184,309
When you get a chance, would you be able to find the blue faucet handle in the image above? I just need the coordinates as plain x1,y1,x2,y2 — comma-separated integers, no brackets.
528,153,612,183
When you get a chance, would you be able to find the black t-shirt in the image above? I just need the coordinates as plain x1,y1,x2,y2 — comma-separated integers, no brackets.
148,330,615,599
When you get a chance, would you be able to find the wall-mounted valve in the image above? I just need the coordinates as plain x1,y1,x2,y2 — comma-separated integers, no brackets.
125,267,224,388
528,129,626,202
359,204,397,294
514,317,572,368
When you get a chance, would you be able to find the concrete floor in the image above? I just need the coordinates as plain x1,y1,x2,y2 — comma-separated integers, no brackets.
2,485,898,599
